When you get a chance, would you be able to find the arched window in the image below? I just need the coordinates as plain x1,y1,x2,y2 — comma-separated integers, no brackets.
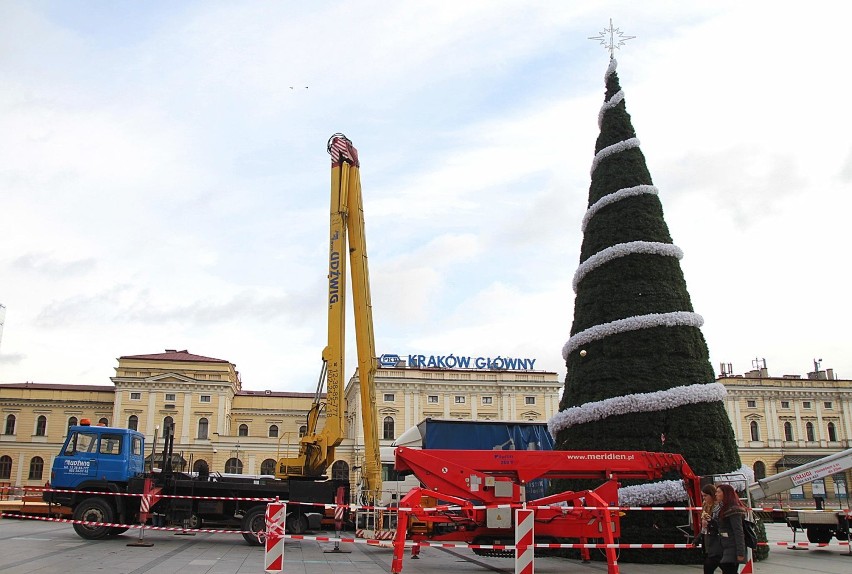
298,425,307,437
5,414,16,435
98,417,108,426
0,455,11,479
128,415,138,431
784,421,794,441
806,422,815,442
749,421,760,441
225,458,243,474
35,415,47,437
28,457,44,480
828,422,837,442
163,416,174,433
753,461,766,480
197,418,209,439
67,417,78,432
238,424,249,437
193,459,209,472
383,416,395,440
261,459,276,475
268,425,279,438
332,460,349,481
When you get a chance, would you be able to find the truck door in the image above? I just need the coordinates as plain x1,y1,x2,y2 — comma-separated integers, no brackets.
55,430,99,487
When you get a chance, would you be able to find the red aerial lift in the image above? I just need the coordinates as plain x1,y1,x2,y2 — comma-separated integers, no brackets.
391,447,704,574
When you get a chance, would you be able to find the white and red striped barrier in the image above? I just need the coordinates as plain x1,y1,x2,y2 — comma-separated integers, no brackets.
515,509,534,574
264,502,286,573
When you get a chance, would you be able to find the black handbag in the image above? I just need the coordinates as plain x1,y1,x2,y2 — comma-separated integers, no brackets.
742,518,758,549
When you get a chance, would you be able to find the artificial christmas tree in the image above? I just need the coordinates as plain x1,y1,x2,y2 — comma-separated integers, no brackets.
549,57,745,562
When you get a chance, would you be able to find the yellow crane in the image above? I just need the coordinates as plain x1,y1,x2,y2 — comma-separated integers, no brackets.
277,134,382,506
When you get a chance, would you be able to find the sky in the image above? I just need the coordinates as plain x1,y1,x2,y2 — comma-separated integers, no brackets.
1,1,851,393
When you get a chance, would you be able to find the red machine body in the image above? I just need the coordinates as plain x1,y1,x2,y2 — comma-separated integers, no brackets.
391,447,703,574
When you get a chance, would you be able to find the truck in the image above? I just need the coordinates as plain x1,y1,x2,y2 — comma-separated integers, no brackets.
45,420,342,543
386,418,555,503
749,447,852,544
44,134,384,543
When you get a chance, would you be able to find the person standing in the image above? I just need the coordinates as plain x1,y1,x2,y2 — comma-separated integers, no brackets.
702,484,723,573
713,484,747,573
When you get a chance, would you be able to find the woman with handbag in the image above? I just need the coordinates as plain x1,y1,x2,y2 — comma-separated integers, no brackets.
704,483,747,573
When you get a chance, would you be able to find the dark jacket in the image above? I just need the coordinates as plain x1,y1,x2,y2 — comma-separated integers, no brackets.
718,506,746,564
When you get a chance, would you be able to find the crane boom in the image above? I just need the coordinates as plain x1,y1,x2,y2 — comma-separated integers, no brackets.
277,134,382,504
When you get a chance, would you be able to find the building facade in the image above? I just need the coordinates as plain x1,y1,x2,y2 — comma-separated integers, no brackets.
720,364,852,506
0,349,560,495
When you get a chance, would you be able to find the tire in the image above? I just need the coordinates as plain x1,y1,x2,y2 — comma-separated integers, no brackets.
72,498,115,540
241,506,267,546
285,513,309,535
187,514,202,529
806,525,834,544
109,527,130,536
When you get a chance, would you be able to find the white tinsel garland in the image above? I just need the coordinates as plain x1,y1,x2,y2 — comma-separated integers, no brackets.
606,58,617,80
590,137,640,176
562,311,704,360
581,185,659,232
548,382,727,435
598,89,624,128
573,241,683,293
617,465,755,506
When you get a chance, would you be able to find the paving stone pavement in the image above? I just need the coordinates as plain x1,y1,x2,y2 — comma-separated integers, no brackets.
0,517,849,573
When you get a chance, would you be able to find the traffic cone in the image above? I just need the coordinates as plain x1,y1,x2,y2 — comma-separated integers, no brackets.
741,557,754,573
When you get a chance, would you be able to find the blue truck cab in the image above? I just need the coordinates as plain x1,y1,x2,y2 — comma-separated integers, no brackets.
50,421,145,490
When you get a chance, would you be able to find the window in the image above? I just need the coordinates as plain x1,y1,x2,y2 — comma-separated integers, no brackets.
197,418,209,439
193,459,209,473
383,416,395,440
261,459,276,475
803,401,812,409
200,395,211,403
163,416,174,432
128,415,138,431
824,401,833,409
384,393,395,402
67,417,78,432
746,400,756,408
131,436,143,456
268,425,278,438
482,396,493,405
781,401,790,409
98,417,108,426
238,424,249,437
4,414,15,435
749,420,760,441
224,458,243,474
99,433,122,455
784,422,794,441
332,460,349,481
525,396,536,405
427,395,439,404
0,455,12,479
35,415,47,436
828,422,838,442
28,457,44,481
165,393,176,402
298,425,307,437
130,392,141,400
753,461,766,480
454,396,465,404
806,422,815,442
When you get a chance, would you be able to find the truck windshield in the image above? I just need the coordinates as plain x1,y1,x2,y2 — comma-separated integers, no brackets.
64,431,98,456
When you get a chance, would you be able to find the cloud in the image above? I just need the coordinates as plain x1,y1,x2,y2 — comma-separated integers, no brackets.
11,252,97,276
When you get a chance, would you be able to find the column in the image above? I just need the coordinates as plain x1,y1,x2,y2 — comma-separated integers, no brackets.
181,393,192,442
146,393,157,436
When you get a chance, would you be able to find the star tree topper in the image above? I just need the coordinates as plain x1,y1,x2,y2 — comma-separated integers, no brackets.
589,19,635,58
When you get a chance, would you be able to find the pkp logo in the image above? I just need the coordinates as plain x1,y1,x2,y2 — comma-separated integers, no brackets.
379,354,402,367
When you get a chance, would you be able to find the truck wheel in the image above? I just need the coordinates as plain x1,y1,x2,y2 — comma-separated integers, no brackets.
72,498,115,540
241,506,267,546
109,527,130,536
806,525,834,544
286,513,309,535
